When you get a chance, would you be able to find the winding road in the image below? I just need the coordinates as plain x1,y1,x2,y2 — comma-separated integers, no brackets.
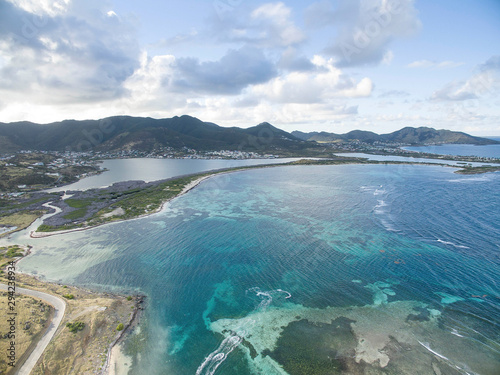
0,283,66,375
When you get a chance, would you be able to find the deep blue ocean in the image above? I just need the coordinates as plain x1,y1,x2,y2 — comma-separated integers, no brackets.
16,164,500,374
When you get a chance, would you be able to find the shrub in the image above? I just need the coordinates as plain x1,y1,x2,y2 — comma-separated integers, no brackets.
116,323,124,331
63,294,74,299
66,321,85,333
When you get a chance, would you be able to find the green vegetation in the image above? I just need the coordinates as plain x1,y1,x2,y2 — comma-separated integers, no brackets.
29,157,500,235
63,199,93,220
66,321,85,333
63,294,75,299
0,211,44,237
455,165,500,174
295,127,500,145
65,199,93,209
0,115,318,154
5,247,23,258
11,196,50,210
127,296,133,301
36,224,57,232
63,209,87,220
0,245,24,258
116,323,124,331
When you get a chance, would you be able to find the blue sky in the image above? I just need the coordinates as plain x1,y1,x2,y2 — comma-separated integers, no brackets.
1,0,499,135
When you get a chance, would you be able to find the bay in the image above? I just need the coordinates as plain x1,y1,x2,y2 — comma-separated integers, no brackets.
47,158,304,192
404,142,500,159
11,164,500,374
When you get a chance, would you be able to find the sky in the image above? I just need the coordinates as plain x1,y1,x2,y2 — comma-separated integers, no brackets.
1,0,499,135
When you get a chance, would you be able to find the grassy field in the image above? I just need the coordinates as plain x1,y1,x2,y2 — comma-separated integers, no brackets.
62,199,94,220
36,173,205,232
0,262,138,375
0,245,25,260
0,293,52,374
27,280,136,375
0,211,44,238
0,245,47,374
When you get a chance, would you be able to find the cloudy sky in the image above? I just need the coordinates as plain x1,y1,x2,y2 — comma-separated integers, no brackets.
1,0,499,135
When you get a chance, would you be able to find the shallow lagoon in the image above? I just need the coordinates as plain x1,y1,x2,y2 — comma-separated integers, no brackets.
47,157,304,192
12,164,500,374
403,142,500,159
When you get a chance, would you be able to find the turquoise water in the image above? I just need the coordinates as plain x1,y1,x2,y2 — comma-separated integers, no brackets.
404,143,500,159
16,165,500,374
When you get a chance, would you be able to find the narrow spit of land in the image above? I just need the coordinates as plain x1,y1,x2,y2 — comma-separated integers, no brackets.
0,157,495,238
0,158,498,373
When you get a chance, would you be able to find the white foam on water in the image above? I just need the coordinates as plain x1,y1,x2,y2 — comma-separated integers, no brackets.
448,175,492,183
451,329,465,338
197,287,288,374
436,239,470,249
380,219,399,232
374,200,388,215
418,341,479,375
276,289,292,299
418,341,449,360
195,334,243,375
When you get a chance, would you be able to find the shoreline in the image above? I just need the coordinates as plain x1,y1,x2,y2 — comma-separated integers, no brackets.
0,247,143,375
102,295,145,375
29,173,215,238
26,160,499,239
5,160,499,373
13,273,142,375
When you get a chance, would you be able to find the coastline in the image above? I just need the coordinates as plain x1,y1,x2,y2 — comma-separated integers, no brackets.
102,295,145,375
27,160,498,239
4,159,499,373
0,247,143,375
29,173,214,238
5,271,142,374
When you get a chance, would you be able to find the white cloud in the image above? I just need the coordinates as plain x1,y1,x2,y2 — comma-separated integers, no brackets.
251,55,372,104
323,0,421,66
407,60,433,68
408,60,464,69
382,50,394,65
124,47,277,99
7,0,70,16
116,54,366,129
210,2,305,49
431,55,500,101
251,2,305,47
0,0,140,103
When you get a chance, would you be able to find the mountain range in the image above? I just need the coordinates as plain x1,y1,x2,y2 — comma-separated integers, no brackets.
292,127,498,145
0,115,497,154
0,116,306,154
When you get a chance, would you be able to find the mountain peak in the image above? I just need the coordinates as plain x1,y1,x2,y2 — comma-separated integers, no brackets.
294,126,499,145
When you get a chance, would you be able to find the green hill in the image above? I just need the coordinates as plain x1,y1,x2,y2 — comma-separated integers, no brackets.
292,127,498,145
1,117,497,155
0,116,307,154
